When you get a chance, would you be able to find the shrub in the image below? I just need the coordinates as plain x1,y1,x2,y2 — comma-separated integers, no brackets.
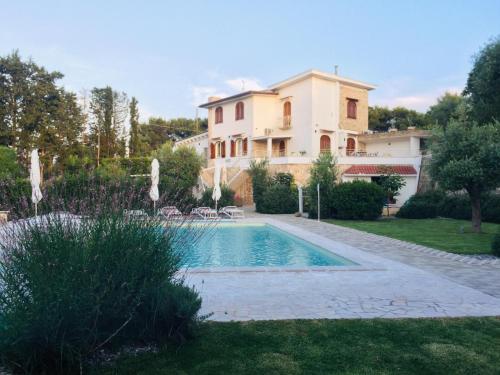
248,159,269,212
483,194,500,223
396,190,446,219
331,181,385,220
259,184,298,214
438,194,471,220
492,233,500,256
199,185,235,208
0,214,203,373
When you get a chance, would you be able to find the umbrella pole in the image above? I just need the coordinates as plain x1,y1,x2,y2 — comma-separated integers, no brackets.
35,203,38,217
154,201,156,214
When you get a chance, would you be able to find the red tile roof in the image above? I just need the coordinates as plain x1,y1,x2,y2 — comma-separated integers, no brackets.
343,165,417,175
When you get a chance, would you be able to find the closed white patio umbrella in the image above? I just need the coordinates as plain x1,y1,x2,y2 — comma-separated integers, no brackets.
149,158,160,212
212,164,222,211
30,149,43,217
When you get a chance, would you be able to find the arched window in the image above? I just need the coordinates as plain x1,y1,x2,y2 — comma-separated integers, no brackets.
215,106,223,124
346,137,356,155
347,99,357,119
283,101,291,127
279,140,286,157
235,102,244,120
320,135,331,154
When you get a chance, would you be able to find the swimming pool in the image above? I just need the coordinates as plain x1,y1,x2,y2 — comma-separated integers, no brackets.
181,223,356,268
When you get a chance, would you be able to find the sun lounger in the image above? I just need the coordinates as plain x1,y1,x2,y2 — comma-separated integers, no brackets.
219,206,245,219
190,207,218,220
158,206,183,220
123,209,148,218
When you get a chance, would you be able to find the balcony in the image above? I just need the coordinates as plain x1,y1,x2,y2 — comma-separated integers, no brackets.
279,115,292,130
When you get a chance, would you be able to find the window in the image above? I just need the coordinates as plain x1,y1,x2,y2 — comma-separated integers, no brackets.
235,102,244,120
210,143,215,159
347,99,357,119
320,135,331,153
242,138,248,156
221,141,226,158
283,101,291,127
215,106,223,124
346,137,356,155
230,140,236,157
279,140,286,156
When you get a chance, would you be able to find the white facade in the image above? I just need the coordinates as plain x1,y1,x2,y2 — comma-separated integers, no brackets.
176,69,430,208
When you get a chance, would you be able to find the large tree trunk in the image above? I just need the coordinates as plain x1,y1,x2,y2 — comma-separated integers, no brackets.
470,193,482,233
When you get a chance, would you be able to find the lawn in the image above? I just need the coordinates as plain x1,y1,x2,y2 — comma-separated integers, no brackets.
97,318,500,374
325,218,500,255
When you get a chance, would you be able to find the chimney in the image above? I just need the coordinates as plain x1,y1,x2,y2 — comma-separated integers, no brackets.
334,65,339,75
208,96,221,103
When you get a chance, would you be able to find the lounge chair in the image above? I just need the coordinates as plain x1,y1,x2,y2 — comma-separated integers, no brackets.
190,207,218,220
123,209,148,218
158,206,183,220
219,206,245,219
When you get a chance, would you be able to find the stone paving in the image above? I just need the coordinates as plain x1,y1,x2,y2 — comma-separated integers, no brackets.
271,215,500,298
186,215,500,321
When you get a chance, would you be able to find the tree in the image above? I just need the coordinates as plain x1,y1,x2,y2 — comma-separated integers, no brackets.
0,51,85,176
376,166,406,216
426,92,464,129
307,152,338,219
464,36,500,124
429,120,500,232
369,106,428,131
138,117,208,155
129,97,140,157
88,87,128,165
0,146,22,179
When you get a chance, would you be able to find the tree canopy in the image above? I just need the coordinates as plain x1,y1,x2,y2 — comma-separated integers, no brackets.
426,92,464,128
464,36,500,124
429,120,500,232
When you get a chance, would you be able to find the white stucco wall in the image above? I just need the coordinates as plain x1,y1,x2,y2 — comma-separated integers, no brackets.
364,138,415,157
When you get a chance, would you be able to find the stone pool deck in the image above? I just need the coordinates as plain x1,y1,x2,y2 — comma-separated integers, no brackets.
185,214,500,321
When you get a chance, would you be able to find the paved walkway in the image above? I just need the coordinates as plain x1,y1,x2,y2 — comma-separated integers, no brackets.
187,214,500,321
272,214,500,298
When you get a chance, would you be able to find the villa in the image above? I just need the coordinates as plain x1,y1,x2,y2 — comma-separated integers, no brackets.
175,69,430,207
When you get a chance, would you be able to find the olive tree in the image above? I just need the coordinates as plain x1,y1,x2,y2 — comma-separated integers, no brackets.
430,120,500,232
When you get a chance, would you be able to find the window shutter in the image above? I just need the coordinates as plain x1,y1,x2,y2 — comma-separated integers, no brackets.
230,140,235,157
210,143,215,159
243,138,248,155
221,141,226,158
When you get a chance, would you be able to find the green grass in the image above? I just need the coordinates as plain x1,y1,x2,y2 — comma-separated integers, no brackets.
96,318,500,374
325,218,500,255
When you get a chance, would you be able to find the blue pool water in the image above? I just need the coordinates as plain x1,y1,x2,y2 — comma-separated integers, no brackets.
181,224,356,268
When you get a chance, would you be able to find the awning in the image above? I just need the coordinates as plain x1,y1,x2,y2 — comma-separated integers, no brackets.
343,165,417,176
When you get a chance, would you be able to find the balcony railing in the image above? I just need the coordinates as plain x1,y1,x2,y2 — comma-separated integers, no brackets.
280,115,292,129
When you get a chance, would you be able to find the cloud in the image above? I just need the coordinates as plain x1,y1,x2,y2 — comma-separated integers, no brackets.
372,86,463,112
225,77,264,92
190,86,228,107
190,75,265,110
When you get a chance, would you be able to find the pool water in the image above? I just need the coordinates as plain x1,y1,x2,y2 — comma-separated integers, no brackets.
181,224,356,268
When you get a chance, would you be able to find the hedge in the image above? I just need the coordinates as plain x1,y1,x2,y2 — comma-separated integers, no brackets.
330,181,385,220
396,190,446,219
259,184,298,214
396,191,500,223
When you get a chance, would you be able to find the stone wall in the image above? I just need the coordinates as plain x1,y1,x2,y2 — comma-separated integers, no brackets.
339,84,369,133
